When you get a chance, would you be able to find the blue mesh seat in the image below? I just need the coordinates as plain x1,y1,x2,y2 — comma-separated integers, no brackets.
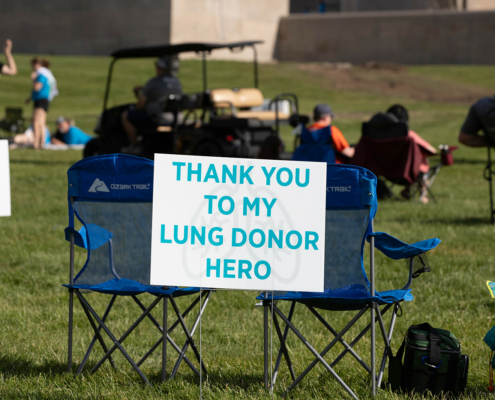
258,164,440,398
292,125,336,163
65,154,212,385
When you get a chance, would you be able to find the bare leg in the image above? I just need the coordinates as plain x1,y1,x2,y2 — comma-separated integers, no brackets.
33,108,47,150
121,110,137,146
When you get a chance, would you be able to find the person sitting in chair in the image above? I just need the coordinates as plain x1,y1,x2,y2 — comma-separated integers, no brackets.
384,105,437,202
307,103,354,163
121,55,182,154
458,96,495,148
386,104,437,174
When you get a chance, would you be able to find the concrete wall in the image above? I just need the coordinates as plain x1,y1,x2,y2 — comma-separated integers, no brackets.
291,0,460,13
0,0,171,55
170,0,289,62
275,10,495,64
467,0,495,10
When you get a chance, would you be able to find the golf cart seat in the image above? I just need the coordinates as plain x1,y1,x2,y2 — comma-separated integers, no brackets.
209,88,290,121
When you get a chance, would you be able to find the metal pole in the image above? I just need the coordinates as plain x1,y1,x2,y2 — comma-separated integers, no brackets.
102,58,117,113
370,217,376,396
377,303,399,387
263,294,269,389
162,297,168,381
202,53,207,92
488,146,494,224
68,197,75,373
252,45,259,88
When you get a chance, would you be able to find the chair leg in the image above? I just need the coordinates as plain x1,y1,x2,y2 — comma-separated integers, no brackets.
162,297,167,381
275,305,362,400
134,294,203,376
264,300,269,389
75,292,116,371
330,303,393,368
371,304,376,396
272,312,296,381
307,305,371,373
68,289,73,373
77,294,117,374
377,303,399,388
80,292,161,385
272,301,295,386
169,293,211,378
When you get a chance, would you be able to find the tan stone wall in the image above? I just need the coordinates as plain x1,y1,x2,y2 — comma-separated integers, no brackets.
171,0,289,62
275,10,495,64
467,0,495,10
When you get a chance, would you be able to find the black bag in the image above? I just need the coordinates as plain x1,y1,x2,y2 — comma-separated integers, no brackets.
389,323,469,395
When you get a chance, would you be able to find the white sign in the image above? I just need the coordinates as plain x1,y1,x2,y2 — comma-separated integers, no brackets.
0,140,11,217
150,154,326,292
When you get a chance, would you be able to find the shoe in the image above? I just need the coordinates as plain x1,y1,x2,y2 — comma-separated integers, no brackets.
400,187,411,200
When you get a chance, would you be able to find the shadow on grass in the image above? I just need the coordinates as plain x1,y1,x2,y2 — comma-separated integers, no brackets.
147,368,268,390
453,158,488,165
0,353,69,377
423,217,491,226
9,159,75,165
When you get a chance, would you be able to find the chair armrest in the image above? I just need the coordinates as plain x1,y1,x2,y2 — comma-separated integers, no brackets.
65,223,113,250
367,232,440,260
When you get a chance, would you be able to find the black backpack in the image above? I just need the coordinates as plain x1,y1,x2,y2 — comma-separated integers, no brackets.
388,323,469,395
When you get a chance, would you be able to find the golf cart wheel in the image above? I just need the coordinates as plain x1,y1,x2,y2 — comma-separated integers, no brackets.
195,141,223,157
83,138,107,158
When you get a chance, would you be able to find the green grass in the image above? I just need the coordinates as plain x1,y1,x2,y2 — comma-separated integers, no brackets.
1,56,495,399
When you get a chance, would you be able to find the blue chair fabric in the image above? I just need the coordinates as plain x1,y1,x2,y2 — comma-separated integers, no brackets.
258,163,440,398
65,154,211,384
292,125,336,163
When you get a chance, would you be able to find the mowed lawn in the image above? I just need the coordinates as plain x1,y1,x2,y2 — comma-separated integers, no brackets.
0,55,495,399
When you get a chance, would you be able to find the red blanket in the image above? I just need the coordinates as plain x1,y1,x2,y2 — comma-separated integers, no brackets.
351,136,423,184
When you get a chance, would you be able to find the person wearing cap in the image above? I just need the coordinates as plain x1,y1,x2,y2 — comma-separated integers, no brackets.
0,39,17,76
121,55,182,154
51,117,92,145
308,103,354,163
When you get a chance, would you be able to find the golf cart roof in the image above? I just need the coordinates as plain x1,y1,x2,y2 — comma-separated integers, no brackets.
111,41,264,59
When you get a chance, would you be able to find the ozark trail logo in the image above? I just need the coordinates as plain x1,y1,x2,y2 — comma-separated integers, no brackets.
327,185,351,192
88,178,110,193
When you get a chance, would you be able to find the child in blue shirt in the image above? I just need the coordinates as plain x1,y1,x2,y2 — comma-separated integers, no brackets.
26,57,52,149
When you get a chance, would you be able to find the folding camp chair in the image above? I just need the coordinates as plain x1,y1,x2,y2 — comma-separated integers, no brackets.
484,145,495,224
65,154,212,385
292,125,336,163
352,113,442,203
259,163,440,399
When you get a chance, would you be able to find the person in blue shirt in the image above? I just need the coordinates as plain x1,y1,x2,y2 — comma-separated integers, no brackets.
26,57,51,149
51,117,92,145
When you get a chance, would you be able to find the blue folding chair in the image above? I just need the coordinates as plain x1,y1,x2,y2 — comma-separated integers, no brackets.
292,125,336,163
259,163,440,398
65,154,212,384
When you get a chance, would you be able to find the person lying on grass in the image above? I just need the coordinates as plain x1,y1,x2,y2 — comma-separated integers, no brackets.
51,117,92,146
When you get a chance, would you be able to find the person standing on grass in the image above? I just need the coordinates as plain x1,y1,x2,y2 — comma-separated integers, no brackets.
0,39,17,76
458,96,495,148
26,57,52,150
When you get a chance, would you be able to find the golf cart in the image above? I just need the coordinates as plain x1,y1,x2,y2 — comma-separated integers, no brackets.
84,41,304,159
